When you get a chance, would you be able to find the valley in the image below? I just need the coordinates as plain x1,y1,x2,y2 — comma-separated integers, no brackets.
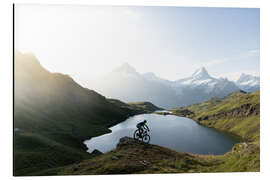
57,90,260,175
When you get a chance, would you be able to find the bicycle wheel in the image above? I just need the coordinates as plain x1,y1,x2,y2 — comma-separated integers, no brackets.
133,129,141,140
142,134,150,143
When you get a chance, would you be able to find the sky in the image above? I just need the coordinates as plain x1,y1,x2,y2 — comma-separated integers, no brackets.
15,4,260,87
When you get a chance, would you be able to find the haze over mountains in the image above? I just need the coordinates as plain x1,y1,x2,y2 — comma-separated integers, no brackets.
15,52,159,139
92,63,260,109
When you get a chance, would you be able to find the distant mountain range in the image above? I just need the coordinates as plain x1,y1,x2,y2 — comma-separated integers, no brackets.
235,73,260,92
92,63,260,109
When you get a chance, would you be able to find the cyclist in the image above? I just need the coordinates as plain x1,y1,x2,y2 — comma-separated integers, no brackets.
136,120,150,137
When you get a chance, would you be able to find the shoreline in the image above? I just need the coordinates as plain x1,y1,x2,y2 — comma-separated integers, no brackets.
83,112,240,156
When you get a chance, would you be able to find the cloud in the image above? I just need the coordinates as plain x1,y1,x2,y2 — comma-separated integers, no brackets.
199,49,260,69
247,49,260,57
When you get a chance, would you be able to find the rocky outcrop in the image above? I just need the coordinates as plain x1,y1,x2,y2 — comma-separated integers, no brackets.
91,149,103,157
117,137,144,148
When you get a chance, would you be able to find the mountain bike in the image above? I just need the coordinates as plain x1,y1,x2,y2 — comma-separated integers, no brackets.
133,129,151,143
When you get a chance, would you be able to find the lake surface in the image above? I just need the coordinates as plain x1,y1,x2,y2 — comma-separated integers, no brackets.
84,113,239,155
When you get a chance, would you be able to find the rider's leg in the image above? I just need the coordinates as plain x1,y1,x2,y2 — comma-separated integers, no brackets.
139,127,143,137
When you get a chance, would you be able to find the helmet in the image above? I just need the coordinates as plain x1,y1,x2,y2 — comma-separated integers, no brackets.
144,120,147,123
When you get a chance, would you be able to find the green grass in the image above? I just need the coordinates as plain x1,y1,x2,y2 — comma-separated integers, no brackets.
108,99,162,113
128,101,163,112
172,90,260,141
57,136,259,175
14,131,91,176
58,138,214,175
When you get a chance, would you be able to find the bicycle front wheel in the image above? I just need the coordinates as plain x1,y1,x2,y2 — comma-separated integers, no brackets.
142,134,150,143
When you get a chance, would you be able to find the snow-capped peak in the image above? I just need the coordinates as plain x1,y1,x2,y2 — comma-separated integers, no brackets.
173,67,215,88
192,67,210,80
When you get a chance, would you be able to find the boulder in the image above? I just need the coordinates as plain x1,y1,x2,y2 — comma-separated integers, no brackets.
111,156,119,160
91,149,103,156
117,136,146,148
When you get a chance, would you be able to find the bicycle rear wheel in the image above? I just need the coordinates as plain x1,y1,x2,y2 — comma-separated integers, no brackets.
133,129,141,140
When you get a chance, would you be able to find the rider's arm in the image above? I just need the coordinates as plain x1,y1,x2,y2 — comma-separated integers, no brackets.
145,124,150,131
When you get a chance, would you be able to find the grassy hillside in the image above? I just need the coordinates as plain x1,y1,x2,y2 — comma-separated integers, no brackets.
172,90,260,142
108,100,162,113
58,136,259,175
128,102,163,112
108,99,163,114
172,90,260,171
14,51,159,176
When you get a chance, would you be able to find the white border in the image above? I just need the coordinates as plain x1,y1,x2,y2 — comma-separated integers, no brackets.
1,0,269,180
12,0,262,8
